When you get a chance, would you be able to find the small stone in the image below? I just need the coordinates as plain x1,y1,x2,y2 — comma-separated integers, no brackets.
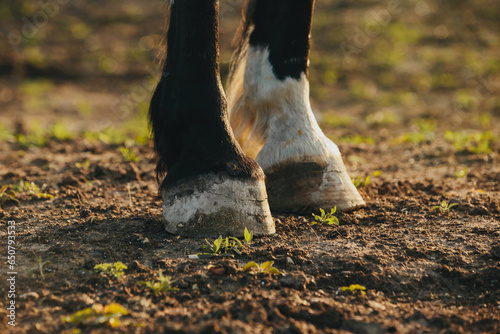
208,266,226,276
59,176,80,187
19,292,40,300
126,260,150,274
62,294,94,311
177,279,189,289
368,300,386,311
280,272,311,290
83,258,97,270
80,209,91,218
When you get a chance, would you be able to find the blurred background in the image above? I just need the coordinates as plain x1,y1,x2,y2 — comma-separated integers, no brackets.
0,0,498,150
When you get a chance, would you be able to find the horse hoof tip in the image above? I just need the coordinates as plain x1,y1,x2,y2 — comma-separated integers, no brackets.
264,160,365,214
162,173,275,238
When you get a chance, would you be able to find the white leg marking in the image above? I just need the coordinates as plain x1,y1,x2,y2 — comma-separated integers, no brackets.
228,46,365,212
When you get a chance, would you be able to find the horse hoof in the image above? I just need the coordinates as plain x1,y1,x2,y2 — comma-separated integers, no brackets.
162,173,275,238
263,157,365,214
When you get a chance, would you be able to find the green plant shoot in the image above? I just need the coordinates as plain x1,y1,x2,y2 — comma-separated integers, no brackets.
62,303,128,328
201,227,253,257
119,146,140,162
94,262,127,280
138,269,179,296
453,167,468,178
243,261,281,275
30,257,51,279
340,284,366,295
312,207,339,225
0,185,19,210
433,200,458,213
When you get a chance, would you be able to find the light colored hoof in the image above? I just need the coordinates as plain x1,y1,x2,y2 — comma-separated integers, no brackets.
263,156,365,214
162,173,275,238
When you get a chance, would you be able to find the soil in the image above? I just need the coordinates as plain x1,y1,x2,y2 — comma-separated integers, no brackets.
1,0,499,333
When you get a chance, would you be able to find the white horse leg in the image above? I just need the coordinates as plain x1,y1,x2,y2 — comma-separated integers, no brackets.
227,0,365,213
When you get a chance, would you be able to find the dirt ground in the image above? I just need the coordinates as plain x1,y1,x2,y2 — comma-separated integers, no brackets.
1,0,499,333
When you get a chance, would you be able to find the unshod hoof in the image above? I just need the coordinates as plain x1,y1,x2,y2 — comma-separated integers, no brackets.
264,157,366,214
162,173,275,238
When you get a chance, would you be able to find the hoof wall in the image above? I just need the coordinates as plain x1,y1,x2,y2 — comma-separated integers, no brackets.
162,173,275,238
265,159,365,214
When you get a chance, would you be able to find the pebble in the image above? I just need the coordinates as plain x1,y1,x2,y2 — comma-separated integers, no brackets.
19,292,40,300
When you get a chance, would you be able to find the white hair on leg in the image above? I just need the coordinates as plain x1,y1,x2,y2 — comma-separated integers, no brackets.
227,39,265,158
227,46,365,213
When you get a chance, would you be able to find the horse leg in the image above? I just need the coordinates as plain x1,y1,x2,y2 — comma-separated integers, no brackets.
149,0,275,237
227,0,365,213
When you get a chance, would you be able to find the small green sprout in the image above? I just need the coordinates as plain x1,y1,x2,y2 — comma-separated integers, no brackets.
0,185,19,209
476,113,491,129
392,119,436,145
337,135,375,146
243,261,281,275
445,130,497,154
14,120,47,147
312,207,339,226
16,134,47,147
138,269,179,296
62,303,128,328
348,155,367,164
76,100,93,116
244,227,253,244
205,236,223,255
0,122,14,142
94,262,128,280
433,200,458,213
352,175,371,188
119,146,140,162
453,167,468,178
75,159,91,169
322,114,352,128
352,170,381,188
30,256,51,279
339,284,366,295
50,122,75,141
201,227,253,257
0,122,15,142
11,181,53,200
204,236,242,256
